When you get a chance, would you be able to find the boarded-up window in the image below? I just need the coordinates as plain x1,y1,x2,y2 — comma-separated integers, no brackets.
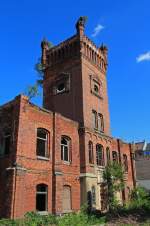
63,185,71,212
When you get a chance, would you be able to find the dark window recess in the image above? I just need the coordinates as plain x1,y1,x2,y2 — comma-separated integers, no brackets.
56,83,65,93
96,144,104,166
36,184,48,212
91,186,96,204
89,141,94,164
36,128,48,157
54,73,70,95
61,137,71,162
3,132,11,155
112,151,118,162
94,84,99,93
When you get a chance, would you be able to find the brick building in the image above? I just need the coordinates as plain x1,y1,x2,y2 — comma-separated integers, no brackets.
0,17,135,219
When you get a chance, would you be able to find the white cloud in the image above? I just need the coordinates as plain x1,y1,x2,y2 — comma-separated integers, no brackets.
136,51,150,63
91,24,104,37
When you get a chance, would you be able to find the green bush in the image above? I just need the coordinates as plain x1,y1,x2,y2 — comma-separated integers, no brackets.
0,210,106,226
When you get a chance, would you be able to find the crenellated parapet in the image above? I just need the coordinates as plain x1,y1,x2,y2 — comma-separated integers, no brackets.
42,35,80,67
41,17,108,73
80,35,108,72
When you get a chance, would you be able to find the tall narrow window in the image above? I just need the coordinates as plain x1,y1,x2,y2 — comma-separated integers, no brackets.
36,184,48,212
106,147,110,163
36,128,48,157
3,131,11,155
89,141,94,164
123,154,128,172
98,114,104,132
91,186,96,205
112,151,118,162
92,110,97,129
61,136,71,162
96,144,104,166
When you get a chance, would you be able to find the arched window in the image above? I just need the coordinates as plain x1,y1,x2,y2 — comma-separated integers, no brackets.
36,128,49,157
123,154,128,172
89,141,94,164
106,147,110,163
63,185,71,212
36,184,48,212
112,151,118,162
61,136,71,162
91,186,96,205
96,144,104,166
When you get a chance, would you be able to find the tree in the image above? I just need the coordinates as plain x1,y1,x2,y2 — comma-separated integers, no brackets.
25,83,39,101
103,162,125,211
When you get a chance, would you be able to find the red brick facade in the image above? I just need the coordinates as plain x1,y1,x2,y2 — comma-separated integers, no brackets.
0,17,135,219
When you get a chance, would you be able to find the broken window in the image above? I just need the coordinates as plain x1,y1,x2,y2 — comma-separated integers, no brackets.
36,128,49,157
54,73,70,95
36,184,48,212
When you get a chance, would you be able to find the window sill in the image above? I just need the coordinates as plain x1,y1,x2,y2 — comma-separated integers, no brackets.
54,89,69,96
63,210,73,214
37,211,48,215
91,90,103,99
96,165,105,169
37,156,50,161
89,164,94,167
63,161,71,165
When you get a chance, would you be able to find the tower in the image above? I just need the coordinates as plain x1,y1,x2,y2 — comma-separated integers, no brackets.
42,17,110,136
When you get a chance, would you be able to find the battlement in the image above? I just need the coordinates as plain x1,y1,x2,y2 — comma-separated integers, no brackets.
41,17,108,73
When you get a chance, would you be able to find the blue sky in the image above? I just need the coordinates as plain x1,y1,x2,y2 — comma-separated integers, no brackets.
0,0,150,142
